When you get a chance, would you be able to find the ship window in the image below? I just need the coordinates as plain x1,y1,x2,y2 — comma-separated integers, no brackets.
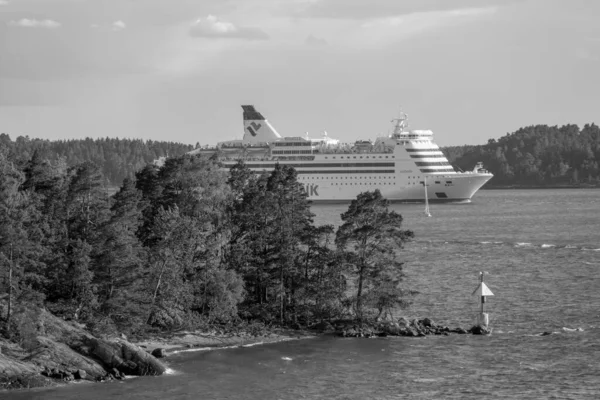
435,181,440,184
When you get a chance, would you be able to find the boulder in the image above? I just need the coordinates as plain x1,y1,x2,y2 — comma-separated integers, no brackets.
452,327,468,334
26,337,107,379
73,369,87,380
86,338,166,376
117,339,166,376
421,318,436,328
151,348,167,358
397,317,410,329
312,321,335,332
469,325,491,335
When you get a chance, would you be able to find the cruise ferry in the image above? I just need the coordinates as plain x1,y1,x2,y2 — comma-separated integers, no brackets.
188,105,493,202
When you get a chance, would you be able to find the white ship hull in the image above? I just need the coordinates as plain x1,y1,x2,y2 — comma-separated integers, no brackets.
222,150,492,203
188,105,493,202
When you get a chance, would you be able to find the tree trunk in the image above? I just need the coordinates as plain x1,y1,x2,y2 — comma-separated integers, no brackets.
279,262,284,325
6,244,13,328
147,260,167,324
356,264,365,321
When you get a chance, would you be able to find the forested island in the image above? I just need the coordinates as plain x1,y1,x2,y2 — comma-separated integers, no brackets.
3,122,600,189
1,147,418,388
444,123,600,187
0,134,194,188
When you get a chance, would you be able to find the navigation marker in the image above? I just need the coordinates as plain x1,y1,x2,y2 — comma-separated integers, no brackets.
472,271,494,329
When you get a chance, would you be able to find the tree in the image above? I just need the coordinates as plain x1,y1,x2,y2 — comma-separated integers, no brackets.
95,178,147,330
335,190,414,321
0,149,45,331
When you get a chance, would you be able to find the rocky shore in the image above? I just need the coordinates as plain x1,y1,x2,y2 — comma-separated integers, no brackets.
0,308,313,391
1,312,489,392
0,308,167,390
317,317,490,338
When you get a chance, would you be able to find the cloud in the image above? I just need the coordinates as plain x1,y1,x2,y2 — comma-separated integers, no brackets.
112,20,126,31
0,0,9,5
189,15,269,40
8,18,62,28
305,34,328,46
299,0,524,19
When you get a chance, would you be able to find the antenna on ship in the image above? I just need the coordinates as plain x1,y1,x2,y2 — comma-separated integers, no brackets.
391,107,409,136
422,176,431,217
472,272,494,334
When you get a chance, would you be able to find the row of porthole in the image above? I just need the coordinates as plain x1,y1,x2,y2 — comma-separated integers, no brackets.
333,183,395,186
300,176,393,179
324,156,394,159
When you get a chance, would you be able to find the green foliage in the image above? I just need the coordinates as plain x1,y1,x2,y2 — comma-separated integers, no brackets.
335,190,414,321
1,144,418,334
443,123,600,186
0,134,193,187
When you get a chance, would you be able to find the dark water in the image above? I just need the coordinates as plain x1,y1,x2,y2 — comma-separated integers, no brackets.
8,189,600,399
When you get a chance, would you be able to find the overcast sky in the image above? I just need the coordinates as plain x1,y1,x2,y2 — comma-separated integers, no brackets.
1,0,599,146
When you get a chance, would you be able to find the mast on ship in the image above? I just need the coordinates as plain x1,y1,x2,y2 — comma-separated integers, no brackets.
391,109,409,136
423,176,431,217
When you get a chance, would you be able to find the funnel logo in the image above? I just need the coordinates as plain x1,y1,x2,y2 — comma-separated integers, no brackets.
246,122,262,137
302,184,319,197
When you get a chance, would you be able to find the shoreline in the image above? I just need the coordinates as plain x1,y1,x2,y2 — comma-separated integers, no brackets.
133,328,316,356
0,328,315,392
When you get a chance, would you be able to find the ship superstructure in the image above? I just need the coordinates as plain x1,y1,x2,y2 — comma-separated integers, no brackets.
188,105,493,202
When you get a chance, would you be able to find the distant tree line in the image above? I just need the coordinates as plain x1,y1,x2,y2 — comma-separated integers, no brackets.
0,133,195,188
443,123,600,186
0,148,414,339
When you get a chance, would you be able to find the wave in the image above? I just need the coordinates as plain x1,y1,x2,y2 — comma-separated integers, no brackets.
515,242,533,247
163,368,179,375
562,327,584,332
420,238,596,252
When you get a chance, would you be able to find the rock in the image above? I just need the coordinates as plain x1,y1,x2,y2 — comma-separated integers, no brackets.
313,321,335,332
397,317,410,328
26,337,107,380
452,327,468,334
540,331,553,336
469,326,491,335
73,369,87,380
86,338,166,376
117,339,166,376
151,348,167,358
382,324,402,336
110,367,123,380
421,318,435,328
404,328,418,337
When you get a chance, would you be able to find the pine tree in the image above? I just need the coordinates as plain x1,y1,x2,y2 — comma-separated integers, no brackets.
335,190,414,321
0,149,46,331
95,178,146,329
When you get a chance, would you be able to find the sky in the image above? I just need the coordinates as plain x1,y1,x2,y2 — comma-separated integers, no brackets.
1,0,599,147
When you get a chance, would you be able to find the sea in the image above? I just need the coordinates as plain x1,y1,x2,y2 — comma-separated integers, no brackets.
7,189,600,399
